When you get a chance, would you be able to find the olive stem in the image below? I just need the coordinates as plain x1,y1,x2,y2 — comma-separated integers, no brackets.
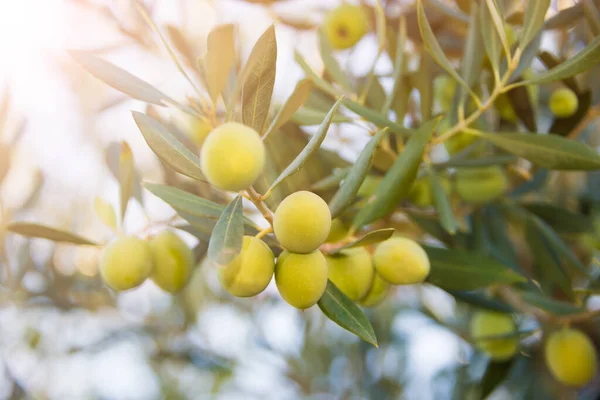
255,226,273,240
432,51,521,146
246,186,274,226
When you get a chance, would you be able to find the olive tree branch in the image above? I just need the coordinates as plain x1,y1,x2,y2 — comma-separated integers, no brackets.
246,186,274,226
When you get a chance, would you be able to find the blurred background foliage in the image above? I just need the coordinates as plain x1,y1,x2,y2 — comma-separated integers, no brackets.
1,0,600,399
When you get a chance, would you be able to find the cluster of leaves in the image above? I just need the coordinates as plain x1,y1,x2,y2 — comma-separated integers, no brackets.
5,0,600,395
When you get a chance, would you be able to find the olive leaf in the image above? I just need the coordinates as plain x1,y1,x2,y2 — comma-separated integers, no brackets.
317,281,378,348
417,1,475,103
205,24,236,105
94,197,117,231
458,3,483,107
263,79,313,139
242,25,277,133
382,16,406,114
132,111,205,181
472,131,600,170
352,118,439,230
484,0,510,59
479,360,514,400
329,128,388,218
291,107,352,126
69,50,168,106
521,35,600,85
519,290,583,315
144,183,256,227
6,222,99,246
429,168,457,235
118,141,135,222
519,0,551,50
207,195,244,264
342,99,413,136
521,202,592,234
266,97,343,195
318,29,353,92
329,229,395,255
425,246,527,290
479,0,501,73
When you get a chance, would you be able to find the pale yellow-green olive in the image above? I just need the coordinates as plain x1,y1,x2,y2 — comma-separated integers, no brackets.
455,166,508,204
545,328,597,387
323,4,369,50
273,191,331,253
360,272,391,307
218,236,275,297
149,230,194,293
200,122,265,191
275,250,328,309
100,236,153,291
373,237,430,285
326,247,374,301
549,88,579,118
470,311,519,361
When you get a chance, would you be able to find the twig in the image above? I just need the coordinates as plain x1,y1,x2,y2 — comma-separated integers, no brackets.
246,186,274,226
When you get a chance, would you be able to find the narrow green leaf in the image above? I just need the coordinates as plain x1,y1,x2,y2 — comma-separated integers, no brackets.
332,228,395,254
521,202,592,234
435,155,517,169
7,222,99,246
458,3,483,106
530,215,589,276
329,129,387,218
429,169,458,235
425,246,527,291
484,0,510,59
510,32,542,82
207,195,244,264
93,197,117,231
294,51,339,98
118,142,135,222
448,290,514,313
144,183,256,227
263,79,313,139
318,30,353,92
267,97,343,193
374,0,386,52
544,2,584,30
473,131,600,170
317,281,378,347
352,118,439,229
414,53,433,121
205,24,236,105
479,0,501,75
132,112,204,181
479,360,514,400
525,216,572,296
242,25,277,133
311,168,350,191
519,0,550,49
519,290,583,315
291,107,352,126
417,1,474,102
69,50,168,105
342,99,413,136
522,35,600,85
382,16,406,114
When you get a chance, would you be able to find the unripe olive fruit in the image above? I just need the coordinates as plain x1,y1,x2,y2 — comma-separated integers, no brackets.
218,236,275,297
99,236,153,291
323,4,369,50
360,272,391,307
190,117,212,148
273,191,331,253
545,328,597,387
455,166,508,204
200,122,265,191
326,218,349,243
445,132,479,155
149,230,194,293
549,88,579,118
408,176,451,208
275,250,328,309
373,237,430,285
470,311,519,361
326,247,374,301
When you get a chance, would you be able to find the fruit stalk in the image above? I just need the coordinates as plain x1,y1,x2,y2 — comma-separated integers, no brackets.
246,185,274,226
